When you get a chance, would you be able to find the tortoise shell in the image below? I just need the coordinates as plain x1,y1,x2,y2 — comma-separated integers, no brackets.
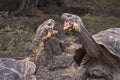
0,58,36,80
92,28,120,58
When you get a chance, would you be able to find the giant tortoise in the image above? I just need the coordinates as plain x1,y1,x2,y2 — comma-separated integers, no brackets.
0,58,36,80
24,18,58,56
61,13,120,80
0,19,58,80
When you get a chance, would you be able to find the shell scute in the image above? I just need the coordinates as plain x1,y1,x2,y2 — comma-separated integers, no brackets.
92,28,120,58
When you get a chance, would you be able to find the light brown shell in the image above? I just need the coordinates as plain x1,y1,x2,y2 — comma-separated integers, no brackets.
92,28,120,58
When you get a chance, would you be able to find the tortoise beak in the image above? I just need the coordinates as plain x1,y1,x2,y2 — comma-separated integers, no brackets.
63,20,73,31
42,32,51,41
41,30,58,41
63,25,71,30
52,30,58,36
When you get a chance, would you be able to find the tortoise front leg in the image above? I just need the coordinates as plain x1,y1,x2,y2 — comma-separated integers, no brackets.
88,68,113,80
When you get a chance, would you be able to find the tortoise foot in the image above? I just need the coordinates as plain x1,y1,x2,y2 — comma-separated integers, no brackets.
89,69,113,80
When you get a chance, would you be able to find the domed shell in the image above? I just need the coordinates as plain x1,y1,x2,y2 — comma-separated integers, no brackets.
92,28,120,58
0,58,36,80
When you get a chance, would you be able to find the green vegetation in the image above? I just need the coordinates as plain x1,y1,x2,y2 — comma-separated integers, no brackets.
82,14,120,33
0,25,35,53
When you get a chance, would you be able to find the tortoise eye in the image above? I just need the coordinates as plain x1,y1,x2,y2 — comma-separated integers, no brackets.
67,14,72,17
48,23,52,26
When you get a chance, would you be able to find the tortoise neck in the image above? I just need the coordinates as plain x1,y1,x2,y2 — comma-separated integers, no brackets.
76,21,118,64
29,38,42,52
23,38,42,56
76,21,101,58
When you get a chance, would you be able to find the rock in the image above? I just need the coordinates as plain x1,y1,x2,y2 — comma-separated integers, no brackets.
35,35,82,80
44,37,63,55
0,58,36,80
36,54,76,80
37,37,63,67
49,53,74,71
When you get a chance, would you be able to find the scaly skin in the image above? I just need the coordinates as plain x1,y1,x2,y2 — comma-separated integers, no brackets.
61,13,114,80
61,13,81,32
31,19,58,48
25,19,58,56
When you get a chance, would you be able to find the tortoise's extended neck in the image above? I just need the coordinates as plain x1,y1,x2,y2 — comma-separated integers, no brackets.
23,39,42,56
76,19,101,58
76,18,118,65
29,38,42,52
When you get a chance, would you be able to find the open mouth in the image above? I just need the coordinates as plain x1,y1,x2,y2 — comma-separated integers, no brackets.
63,20,71,30
64,20,69,27
42,29,58,41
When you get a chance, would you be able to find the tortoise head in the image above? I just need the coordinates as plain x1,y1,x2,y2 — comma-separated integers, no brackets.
35,19,58,42
61,13,83,32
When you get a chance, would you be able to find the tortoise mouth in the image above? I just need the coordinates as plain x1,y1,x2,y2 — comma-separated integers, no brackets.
63,20,73,31
42,29,58,41
64,20,69,27
52,29,58,36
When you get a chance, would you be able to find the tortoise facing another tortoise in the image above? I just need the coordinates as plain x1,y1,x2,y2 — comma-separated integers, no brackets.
0,19,58,80
61,13,120,80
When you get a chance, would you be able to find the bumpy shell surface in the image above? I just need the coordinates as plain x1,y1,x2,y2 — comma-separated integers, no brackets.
0,58,36,80
92,28,120,58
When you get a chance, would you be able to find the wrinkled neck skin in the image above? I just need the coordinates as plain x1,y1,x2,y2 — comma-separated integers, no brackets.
75,18,118,65
26,34,44,55
29,38,42,52
75,18,100,58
